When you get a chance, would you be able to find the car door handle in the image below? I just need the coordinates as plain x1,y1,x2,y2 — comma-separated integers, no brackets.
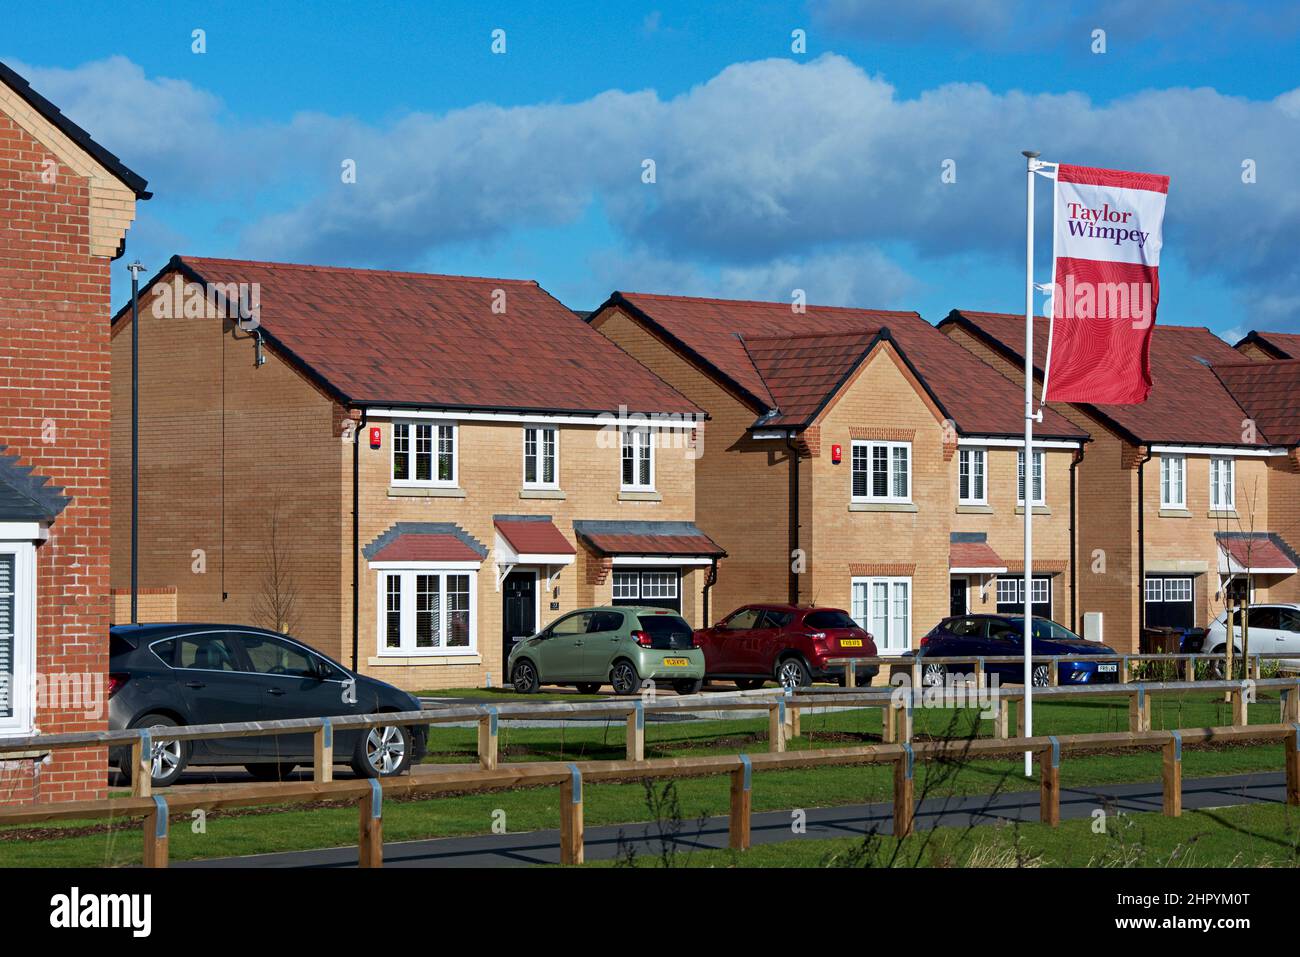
185,680,205,689
574,641,584,647
267,687,286,696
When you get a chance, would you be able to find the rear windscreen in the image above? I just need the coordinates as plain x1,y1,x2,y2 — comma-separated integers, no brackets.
638,615,691,634
804,610,857,630
109,634,136,659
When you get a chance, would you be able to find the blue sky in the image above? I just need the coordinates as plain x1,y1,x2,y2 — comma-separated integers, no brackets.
6,0,1300,340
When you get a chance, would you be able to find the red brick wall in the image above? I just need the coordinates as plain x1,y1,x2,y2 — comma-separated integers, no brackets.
0,112,113,803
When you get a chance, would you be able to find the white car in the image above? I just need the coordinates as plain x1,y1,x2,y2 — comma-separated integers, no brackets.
1204,603,1300,657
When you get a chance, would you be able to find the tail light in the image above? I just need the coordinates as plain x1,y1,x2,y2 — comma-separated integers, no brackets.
107,673,128,698
632,630,653,648
919,634,931,648
691,633,702,648
805,632,827,640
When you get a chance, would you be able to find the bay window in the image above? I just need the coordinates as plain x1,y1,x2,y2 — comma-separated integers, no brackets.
0,543,34,736
378,568,476,655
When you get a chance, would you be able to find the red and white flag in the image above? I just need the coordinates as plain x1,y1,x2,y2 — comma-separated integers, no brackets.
1043,164,1170,404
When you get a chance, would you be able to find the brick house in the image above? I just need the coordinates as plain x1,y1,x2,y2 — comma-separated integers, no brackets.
589,293,1087,659
0,62,148,802
110,257,720,691
941,310,1300,650
1234,330,1300,361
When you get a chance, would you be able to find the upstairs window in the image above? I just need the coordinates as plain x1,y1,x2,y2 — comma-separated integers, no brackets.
621,428,654,491
1160,454,1186,509
523,427,558,489
392,421,456,486
851,441,911,503
958,448,986,504
1017,449,1045,506
1209,457,1235,510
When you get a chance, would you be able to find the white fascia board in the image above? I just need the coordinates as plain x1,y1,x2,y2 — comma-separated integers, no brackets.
1150,444,1287,458
367,560,482,571
609,556,714,567
958,437,1082,450
0,522,47,541
366,407,705,430
751,430,793,440
950,566,1009,575
511,553,576,567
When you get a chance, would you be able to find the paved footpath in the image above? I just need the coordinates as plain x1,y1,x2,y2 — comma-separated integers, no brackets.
178,770,1285,868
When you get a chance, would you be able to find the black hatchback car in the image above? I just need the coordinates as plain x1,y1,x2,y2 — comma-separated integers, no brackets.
109,623,426,787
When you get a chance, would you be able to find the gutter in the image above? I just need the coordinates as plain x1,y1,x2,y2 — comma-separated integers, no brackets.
1136,445,1153,641
785,431,801,605
1069,443,1086,631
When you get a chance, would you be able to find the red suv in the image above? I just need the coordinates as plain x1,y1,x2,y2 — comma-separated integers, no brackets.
694,604,879,688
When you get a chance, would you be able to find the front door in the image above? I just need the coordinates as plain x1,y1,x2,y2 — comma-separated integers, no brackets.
949,578,968,618
503,571,537,666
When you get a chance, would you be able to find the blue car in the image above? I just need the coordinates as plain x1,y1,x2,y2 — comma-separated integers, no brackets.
910,614,1119,687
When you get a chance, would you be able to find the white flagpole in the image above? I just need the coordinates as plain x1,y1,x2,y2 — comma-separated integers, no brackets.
1022,149,1040,777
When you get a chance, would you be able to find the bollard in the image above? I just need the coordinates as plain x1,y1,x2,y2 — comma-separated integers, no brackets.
142,795,169,868
478,707,499,770
626,701,645,762
1163,731,1183,817
1039,737,1060,826
893,744,915,838
358,779,383,868
560,763,585,865
730,754,753,850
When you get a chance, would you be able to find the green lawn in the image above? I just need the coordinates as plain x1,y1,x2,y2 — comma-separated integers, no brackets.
0,692,1291,867
591,801,1300,868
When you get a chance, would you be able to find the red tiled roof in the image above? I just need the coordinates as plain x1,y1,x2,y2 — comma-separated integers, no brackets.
945,310,1256,446
949,541,1007,570
1217,534,1298,572
1212,359,1300,447
494,518,576,556
602,293,1084,438
123,257,701,417
369,533,484,563
1237,330,1300,359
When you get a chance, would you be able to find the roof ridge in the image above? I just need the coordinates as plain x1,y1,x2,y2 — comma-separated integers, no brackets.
742,327,882,345
619,290,918,316
955,308,1222,334
180,255,541,286
1215,357,1300,369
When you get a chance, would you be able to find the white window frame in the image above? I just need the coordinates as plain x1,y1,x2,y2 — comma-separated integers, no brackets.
639,571,679,600
612,570,640,600
373,565,478,657
850,576,911,653
1209,456,1235,510
620,427,655,492
522,426,559,490
1144,578,1165,603
1164,578,1192,603
391,419,458,488
1016,449,1046,506
0,542,36,737
958,447,987,505
996,576,1052,609
850,440,912,504
1160,454,1186,509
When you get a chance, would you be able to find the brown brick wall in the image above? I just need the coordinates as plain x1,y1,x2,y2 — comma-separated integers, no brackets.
0,110,126,803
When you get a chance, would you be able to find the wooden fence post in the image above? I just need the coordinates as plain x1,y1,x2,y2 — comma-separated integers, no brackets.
1184,655,1196,683
626,701,645,762
1039,737,1060,827
1230,682,1249,727
843,661,856,689
1120,656,1131,684
975,657,985,690
314,718,334,783
1049,656,1060,687
142,795,169,868
478,707,499,770
132,730,153,799
358,779,383,868
1283,685,1300,724
899,697,914,744
1016,697,1026,738
993,693,1010,739
881,703,897,743
560,763,584,865
768,700,787,753
1162,731,1183,818
1287,724,1300,808
893,744,914,839
729,754,752,851
1128,686,1150,733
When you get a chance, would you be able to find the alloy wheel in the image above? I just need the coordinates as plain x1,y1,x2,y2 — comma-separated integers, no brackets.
778,660,806,689
611,662,638,695
150,739,182,780
512,661,537,693
1031,664,1051,688
366,726,407,775
922,662,947,687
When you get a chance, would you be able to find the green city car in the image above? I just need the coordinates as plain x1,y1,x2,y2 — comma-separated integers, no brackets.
507,606,705,695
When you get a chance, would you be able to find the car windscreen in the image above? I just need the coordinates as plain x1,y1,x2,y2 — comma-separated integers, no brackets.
804,610,857,630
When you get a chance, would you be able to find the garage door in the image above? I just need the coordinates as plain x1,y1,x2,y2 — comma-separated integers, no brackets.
611,568,681,612
1145,576,1194,629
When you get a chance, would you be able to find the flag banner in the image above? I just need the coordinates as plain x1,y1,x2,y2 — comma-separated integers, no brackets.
1044,164,1170,404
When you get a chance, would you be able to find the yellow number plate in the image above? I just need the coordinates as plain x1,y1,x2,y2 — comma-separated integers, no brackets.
663,657,690,667
840,639,864,648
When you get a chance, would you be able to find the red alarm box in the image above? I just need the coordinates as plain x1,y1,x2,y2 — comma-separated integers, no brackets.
831,443,842,464
369,426,382,449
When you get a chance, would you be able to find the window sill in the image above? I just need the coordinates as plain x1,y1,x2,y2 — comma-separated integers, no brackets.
520,488,566,500
1014,505,1051,515
1158,508,1192,518
389,486,467,499
368,653,481,666
849,502,918,513
1208,509,1238,519
956,504,992,514
619,490,662,502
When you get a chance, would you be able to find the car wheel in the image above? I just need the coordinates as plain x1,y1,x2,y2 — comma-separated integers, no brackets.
575,682,602,695
1031,664,1052,688
244,762,297,782
609,659,643,696
511,659,541,694
775,657,811,690
735,678,765,691
922,661,948,687
120,714,190,789
351,723,413,778
673,678,703,695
